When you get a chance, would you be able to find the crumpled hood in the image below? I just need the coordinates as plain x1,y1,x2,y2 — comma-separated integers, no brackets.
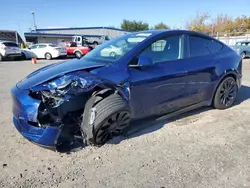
17,58,106,90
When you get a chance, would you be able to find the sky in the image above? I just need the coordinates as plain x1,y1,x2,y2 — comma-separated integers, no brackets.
1,0,250,38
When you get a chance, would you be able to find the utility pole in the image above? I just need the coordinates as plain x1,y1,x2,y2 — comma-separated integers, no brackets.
31,11,37,31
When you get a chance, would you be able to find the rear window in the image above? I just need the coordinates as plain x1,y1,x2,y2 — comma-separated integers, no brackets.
49,44,57,47
3,42,18,47
189,36,223,57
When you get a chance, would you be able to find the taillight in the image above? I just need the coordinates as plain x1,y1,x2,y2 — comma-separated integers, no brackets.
1,46,7,50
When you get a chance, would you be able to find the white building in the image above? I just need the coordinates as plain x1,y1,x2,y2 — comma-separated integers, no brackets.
24,27,130,44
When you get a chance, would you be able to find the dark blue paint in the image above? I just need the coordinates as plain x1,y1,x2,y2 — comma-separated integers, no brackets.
11,30,242,148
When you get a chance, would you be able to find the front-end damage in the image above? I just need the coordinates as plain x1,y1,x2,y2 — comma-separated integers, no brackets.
27,71,129,150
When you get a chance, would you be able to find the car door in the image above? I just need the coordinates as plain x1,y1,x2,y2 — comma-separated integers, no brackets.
37,44,48,58
128,35,189,119
29,44,39,58
184,35,224,106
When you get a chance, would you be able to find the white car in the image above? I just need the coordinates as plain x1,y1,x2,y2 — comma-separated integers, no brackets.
0,41,22,61
27,43,67,60
100,45,123,57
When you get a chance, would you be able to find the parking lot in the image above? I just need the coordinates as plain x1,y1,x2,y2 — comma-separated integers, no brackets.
0,59,249,188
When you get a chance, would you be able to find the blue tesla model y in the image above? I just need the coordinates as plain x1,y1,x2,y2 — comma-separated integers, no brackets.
11,30,242,150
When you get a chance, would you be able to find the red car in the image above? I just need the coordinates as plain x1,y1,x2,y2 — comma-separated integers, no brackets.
61,42,90,58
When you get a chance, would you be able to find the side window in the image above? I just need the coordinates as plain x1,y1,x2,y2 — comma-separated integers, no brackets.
151,40,167,52
70,42,77,47
29,45,38,49
189,36,222,57
207,40,223,54
140,35,182,64
38,45,47,48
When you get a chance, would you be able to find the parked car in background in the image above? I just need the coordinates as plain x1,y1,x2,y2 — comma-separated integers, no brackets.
11,30,242,150
100,44,123,57
230,41,250,59
59,41,91,59
72,35,109,46
26,43,67,60
0,41,22,61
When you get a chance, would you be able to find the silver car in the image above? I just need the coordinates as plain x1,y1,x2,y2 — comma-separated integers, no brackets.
230,41,250,59
0,41,22,61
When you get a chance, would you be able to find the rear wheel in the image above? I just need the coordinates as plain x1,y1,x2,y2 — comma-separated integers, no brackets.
81,94,131,146
19,53,26,60
241,52,246,59
213,77,238,109
0,54,3,61
109,52,116,57
75,51,82,59
45,53,52,60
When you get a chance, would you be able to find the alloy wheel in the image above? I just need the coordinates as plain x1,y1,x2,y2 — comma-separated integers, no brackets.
219,78,237,107
95,111,130,144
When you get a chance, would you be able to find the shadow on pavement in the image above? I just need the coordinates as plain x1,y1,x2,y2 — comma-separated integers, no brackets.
234,85,250,105
60,85,250,153
109,85,250,145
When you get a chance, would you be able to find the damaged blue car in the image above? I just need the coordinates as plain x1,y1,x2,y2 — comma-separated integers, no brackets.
11,30,242,150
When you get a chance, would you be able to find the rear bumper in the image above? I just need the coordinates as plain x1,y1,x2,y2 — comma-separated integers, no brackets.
52,51,67,58
11,86,61,148
4,53,22,58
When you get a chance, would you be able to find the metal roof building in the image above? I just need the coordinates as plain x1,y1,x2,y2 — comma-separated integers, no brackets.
24,27,130,44
0,30,24,45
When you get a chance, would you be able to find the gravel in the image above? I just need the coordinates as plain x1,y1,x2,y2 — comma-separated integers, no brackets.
0,59,249,188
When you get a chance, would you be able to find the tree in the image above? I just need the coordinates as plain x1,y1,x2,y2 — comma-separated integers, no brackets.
186,11,211,34
121,19,149,31
154,22,170,30
212,13,234,34
186,11,250,36
233,15,250,32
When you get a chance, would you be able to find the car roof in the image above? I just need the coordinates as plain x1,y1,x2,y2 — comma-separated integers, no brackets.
31,43,53,45
132,29,215,39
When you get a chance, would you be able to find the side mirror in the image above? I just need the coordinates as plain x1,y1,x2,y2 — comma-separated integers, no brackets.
138,56,153,67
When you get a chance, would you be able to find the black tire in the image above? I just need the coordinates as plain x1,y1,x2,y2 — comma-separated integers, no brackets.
0,54,3,61
109,52,116,57
45,53,52,60
75,51,82,59
20,53,26,60
93,41,98,45
61,55,67,59
213,76,238,109
241,52,246,59
81,94,131,146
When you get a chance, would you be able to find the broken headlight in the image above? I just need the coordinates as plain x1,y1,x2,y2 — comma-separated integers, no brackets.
44,73,101,92
34,72,101,108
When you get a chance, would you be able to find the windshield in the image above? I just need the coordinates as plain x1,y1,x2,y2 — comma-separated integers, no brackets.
3,42,18,47
83,32,152,62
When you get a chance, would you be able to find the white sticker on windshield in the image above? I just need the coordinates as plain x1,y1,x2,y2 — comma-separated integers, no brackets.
127,37,147,42
136,33,152,37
